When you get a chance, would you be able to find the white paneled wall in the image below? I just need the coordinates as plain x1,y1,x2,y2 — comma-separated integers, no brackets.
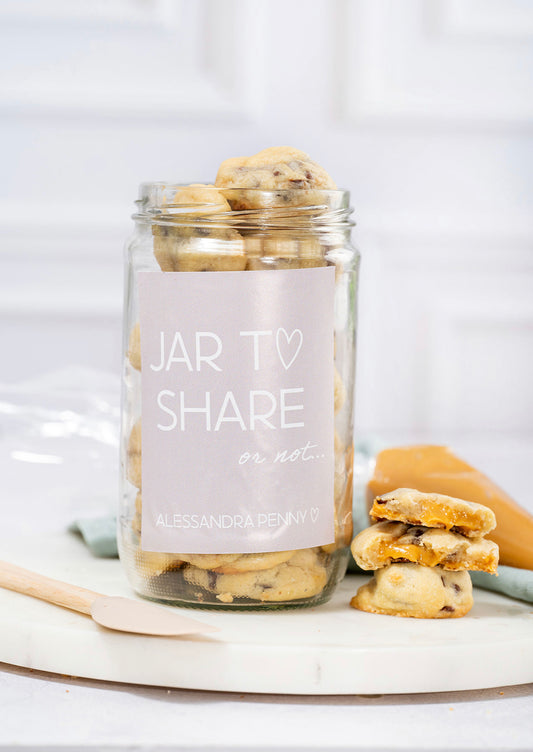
1,0,532,439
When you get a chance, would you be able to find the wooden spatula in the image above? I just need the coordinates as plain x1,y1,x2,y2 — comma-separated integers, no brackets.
0,560,219,636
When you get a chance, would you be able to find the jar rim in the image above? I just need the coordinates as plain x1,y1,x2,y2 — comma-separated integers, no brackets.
137,181,350,195
133,183,354,230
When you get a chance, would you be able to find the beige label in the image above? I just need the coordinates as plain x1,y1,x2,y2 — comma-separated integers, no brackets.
138,268,335,554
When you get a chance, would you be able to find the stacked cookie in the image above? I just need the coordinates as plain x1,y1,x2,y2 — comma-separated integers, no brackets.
350,488,498,618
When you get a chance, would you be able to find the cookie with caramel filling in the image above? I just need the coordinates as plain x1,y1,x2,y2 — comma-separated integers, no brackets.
351,521,498,573
370,488,496,539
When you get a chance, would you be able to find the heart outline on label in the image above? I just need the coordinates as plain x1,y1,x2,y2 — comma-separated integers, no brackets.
310,507,319,523
276,328,303,370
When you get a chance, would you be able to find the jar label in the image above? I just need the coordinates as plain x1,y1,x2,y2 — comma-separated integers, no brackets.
138,268,336,554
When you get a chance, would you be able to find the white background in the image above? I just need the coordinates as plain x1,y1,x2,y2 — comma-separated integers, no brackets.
1,0,532,440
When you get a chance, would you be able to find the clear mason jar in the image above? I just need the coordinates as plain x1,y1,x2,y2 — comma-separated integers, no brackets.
119,183,360,609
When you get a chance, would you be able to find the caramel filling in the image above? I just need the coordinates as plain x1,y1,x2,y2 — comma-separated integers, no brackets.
371,541,497,573
372,500,486,535
373,542,443,568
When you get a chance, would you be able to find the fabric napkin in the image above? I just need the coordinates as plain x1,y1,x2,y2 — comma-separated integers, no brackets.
69,516,118,558
470,566,533,604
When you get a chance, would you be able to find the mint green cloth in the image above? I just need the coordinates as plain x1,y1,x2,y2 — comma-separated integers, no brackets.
471,566,533,605
69,516,118,558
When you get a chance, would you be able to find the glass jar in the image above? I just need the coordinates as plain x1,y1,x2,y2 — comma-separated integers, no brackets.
118,183,360,609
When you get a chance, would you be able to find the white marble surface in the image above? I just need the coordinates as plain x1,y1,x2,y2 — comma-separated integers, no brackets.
2,537,533,747
2,534,533,697
1,377,533,749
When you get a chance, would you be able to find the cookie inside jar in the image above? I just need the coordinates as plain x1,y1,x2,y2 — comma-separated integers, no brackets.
119,150,359,609
151,184,247,273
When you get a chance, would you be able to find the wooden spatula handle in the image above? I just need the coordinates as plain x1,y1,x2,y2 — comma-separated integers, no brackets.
0,560,102,615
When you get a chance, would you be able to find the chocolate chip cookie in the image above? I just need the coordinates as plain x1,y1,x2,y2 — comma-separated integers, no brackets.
183,548,327,603
334,367,346,414
132,491,142,538
127,323,141,371
126,420,142,489
179,550,295,573
153,184,246,273
351,563,473,619
215,146,337,210
244,231,327,270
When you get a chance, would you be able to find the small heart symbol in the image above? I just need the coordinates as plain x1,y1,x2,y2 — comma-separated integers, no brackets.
276,328,303,370
311,507,319,523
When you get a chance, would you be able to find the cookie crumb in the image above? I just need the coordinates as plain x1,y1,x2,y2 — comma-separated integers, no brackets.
217,592,234,603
